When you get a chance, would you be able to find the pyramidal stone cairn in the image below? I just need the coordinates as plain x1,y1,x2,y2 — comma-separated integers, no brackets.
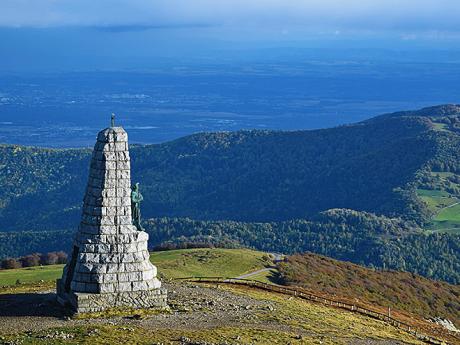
57,119,167,313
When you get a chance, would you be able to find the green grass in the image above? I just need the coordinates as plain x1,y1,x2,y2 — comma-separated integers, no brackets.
0,264,63,286
151,248,270,279
431,122,450,132
252,268,279,284
434,203,460,221
0,248,270,288
417,188,450,198
417,172,460,233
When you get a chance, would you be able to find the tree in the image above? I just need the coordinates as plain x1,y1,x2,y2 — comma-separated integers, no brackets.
55,251,68,264
20,253,41,267
1,258,22,269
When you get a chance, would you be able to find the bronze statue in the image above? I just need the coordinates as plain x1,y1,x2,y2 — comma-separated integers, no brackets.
131,183,145,231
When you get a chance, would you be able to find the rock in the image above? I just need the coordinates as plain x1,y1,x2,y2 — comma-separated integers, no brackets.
429,317,460,333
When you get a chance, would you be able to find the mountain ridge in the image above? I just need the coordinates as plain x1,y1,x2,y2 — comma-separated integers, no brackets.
1,104,460,284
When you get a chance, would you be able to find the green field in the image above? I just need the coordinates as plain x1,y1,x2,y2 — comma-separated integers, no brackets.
0,264,64,286
151,248,270,279
0,248,270,288
417,171,460,233
434,203,460,221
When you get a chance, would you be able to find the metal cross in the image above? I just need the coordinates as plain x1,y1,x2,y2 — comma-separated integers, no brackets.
111,113,115,127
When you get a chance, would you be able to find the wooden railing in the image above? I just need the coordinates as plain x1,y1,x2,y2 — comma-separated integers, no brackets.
174,276,449,345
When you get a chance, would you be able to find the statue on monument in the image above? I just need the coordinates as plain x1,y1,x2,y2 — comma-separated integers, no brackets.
131,182,145,231
56,115,166,313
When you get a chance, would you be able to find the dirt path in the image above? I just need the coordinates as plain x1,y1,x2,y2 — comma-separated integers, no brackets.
234,267,273,280
234,252,283,280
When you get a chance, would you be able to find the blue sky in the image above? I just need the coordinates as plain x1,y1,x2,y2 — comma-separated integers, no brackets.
1,1,460,72
1,0,460,33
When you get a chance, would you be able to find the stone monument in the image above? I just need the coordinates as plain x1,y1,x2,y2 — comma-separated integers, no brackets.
57,117,167,313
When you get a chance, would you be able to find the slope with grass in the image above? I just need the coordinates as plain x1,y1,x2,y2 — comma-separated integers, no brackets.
0,248,272,288
278,252,460,325
151,247,271,279
0,248,455,344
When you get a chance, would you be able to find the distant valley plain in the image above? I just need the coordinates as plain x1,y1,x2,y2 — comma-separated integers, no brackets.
1,59,459,147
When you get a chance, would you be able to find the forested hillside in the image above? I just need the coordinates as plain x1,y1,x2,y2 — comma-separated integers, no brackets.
1,211,459,284
1,105,460,283
3,105,459,231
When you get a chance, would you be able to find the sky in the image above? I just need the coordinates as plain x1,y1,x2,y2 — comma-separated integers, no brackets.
1,1,460,72
1,0,460,33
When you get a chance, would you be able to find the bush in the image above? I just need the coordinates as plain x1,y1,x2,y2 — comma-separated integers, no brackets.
0,251,68,270
55,251,68,264
1,258,22,269
20,253,41,267
41,252,58,265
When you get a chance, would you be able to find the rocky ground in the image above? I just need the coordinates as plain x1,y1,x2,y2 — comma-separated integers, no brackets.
0,282,427,345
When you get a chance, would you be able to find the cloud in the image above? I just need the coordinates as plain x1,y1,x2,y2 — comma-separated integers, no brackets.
1,0,460,33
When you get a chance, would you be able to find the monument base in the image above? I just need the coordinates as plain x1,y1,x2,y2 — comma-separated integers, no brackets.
56,279,168,313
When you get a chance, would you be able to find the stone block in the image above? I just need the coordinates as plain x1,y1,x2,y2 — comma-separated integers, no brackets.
103,179,117,189
146,278,162,290
94,243,110,253
99,254,120,264
117,216,132,225
102,188,116,198
103,151,117,161
99,225,116,235
116,169,130,179
81,244,95,252
118,179,130,188
100,216,115,226
116,151,130,161
132,281,148,291
116,161,130,170
121,253,135,263
106,263,121,273
118,271,142,282
77,263,93,273
116,187,131,197
99,283,116,293
103,273,118,283
115,142,127,151
142,270,154,281
103,143,116,152
104,160,116,169
80,253,100,263
118,282,132,292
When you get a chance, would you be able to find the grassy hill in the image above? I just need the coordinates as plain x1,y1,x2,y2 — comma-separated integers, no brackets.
0,248,270,287
278,252,460,325
0,248,455,345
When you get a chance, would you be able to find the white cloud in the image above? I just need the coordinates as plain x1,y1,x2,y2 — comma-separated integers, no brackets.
0,0,459,33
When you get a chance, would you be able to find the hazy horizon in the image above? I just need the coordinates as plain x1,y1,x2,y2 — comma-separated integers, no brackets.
1,1,459,147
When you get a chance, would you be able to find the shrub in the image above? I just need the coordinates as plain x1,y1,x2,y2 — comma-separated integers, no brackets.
1,258,22,269
20,253,41,267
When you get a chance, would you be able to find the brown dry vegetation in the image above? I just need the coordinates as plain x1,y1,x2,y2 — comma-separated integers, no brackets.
278,253,460,326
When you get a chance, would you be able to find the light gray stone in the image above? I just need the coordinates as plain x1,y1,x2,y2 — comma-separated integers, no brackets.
57,125,166,313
